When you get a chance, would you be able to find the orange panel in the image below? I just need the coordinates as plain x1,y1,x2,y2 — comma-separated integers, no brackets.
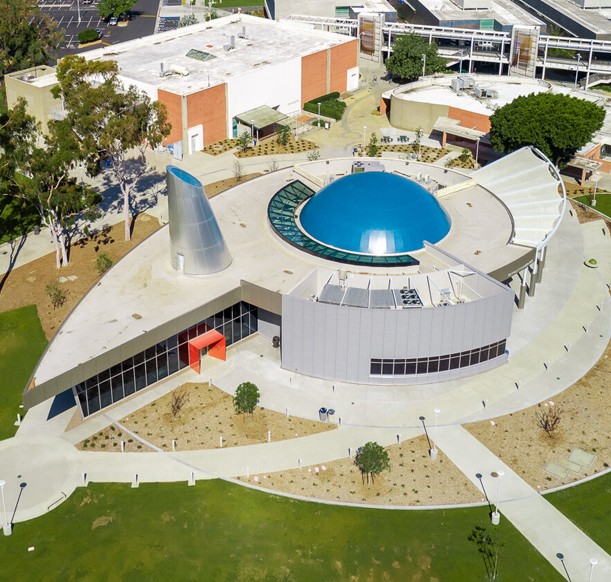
329,40,358,95
447,106,491,133
301,51,328,106
187,84,227,146
188,329,226,373
158,89,183,146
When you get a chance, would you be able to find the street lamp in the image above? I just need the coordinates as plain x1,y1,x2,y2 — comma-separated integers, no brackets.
575,53,582,89
491,470,504,525
592,172,601,207
589,558,598,582
430,408,441,461
0,480,11,536
422,53,427,77
317,102,321,125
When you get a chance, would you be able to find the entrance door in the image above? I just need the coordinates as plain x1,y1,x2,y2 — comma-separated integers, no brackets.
188,329,226,374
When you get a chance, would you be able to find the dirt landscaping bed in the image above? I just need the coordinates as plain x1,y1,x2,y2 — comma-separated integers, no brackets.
239,434,483,506
236,137,318,158
0,215,161,339
465,345,611,491
77,382,336,452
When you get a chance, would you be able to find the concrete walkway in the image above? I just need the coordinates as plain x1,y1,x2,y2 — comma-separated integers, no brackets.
435,425,611,581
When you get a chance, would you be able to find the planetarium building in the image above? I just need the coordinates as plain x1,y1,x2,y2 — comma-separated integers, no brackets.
24,148,565,417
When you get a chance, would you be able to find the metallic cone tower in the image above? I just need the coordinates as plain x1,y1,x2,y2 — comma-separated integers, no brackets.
166,165,232,275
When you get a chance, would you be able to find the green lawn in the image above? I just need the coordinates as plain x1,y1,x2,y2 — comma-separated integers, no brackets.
546,473,611,553
575,194,611,218
0,305,47,439
0,480,559,581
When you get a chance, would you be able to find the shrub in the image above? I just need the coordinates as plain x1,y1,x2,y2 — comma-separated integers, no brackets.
46,280,68,309
96,252,113,275
304,99,346,121
78,29,101,44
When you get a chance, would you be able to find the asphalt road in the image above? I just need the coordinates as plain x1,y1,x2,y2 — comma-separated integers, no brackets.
37,0,160,57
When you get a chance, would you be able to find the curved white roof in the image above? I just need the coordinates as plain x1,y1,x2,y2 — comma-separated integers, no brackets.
472,147,566,249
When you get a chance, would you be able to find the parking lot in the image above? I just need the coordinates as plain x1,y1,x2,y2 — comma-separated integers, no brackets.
36,0,159,55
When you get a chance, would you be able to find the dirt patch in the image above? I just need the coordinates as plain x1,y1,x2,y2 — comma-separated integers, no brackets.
77,382,336,452
377,144,449,163
204,173,262,198
465,345,611,491
236,137,318,158
91,515,114,529
569,199,611,227
241,434,482,506
0,215,161,339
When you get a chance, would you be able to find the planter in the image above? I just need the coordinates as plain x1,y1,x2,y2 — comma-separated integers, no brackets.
584,258,599,268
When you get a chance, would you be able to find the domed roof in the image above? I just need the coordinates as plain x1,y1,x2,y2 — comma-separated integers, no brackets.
299,172,450,255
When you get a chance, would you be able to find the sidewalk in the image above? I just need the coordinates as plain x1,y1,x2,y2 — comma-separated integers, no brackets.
435,425,611,581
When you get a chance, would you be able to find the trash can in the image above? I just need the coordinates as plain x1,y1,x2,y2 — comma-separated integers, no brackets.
319,407,328,422
327,408,335,422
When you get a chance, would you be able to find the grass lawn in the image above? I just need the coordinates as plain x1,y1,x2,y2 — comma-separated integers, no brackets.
0,305,47,439
575,195,611,218
0,480,560,581
546,473,611,554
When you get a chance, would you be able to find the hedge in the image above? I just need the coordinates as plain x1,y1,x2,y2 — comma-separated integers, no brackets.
78,29,100,43
304,99,346,121
305,92,340,105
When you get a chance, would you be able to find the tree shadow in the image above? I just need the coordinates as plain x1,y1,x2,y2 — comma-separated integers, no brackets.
0,233,28,294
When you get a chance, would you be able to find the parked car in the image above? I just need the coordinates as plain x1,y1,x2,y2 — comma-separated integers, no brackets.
109,16,118,25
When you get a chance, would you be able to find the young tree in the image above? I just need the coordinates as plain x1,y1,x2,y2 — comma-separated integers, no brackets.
535,404,562,437
468,525,504,580
413,127,424,160
237,130,252,152
54,55,171,241
97,0,135,20
489,93,605,167
366,132,379,157
0,100,99,268
276,124,291,146
233,382,260,416
0,0,62,76
354,441,390,486
385,33,446,81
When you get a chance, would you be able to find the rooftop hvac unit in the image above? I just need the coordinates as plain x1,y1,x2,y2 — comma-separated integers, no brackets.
457,75,475,89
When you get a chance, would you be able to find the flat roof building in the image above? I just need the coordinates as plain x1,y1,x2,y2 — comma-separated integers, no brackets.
5,15,359,158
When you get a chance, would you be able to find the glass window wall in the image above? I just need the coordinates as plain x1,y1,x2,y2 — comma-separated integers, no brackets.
74,302,258,417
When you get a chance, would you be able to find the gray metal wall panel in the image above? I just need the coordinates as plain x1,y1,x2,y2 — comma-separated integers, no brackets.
280,288,514,385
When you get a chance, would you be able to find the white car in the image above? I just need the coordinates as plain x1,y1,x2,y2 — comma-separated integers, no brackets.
109,16,118,25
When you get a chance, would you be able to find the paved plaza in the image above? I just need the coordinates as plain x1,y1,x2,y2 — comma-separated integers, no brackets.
0,81,610,579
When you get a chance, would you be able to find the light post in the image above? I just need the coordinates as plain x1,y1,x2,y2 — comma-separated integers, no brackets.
491,470,504,525
317,102,321,127
592,172,601,207
575,53,582,89
422,53,427,77
588,558,598,582
0,480,11,536
430,408,441,461
77,0,81,24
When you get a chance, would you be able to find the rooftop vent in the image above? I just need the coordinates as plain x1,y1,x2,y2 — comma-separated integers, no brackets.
238,26,247,39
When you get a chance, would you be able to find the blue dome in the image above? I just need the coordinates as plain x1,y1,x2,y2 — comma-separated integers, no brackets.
299,172,450,255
